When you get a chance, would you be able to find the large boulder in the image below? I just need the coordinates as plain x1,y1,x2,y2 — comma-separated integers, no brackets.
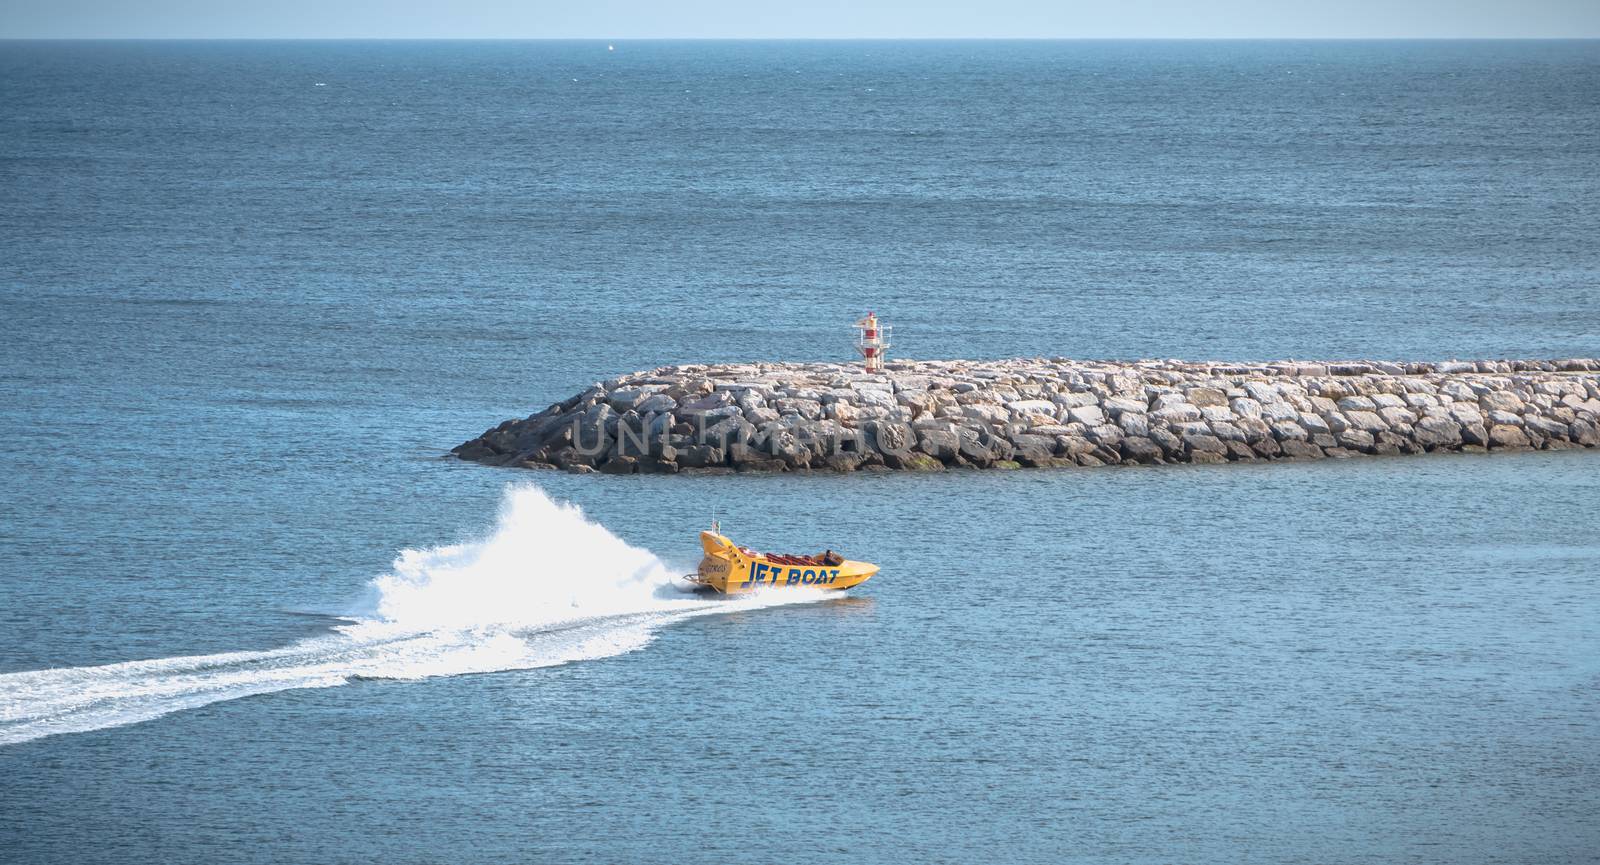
1244,381,1280,403
1008,433,1058,466
1183,433,1227,456
598,456,638,474
1103,397,1147,417
700,416,752,448
520,417,573,455
1055,392,1099,409
571,414,614,458
775,397,824,420
728,443,787,471
1236,417,1274,443
1345,411,1389,432
1006,399,1056,417
957,434,997,467
885,452,945,471
755,427,809,468
1448,404,1485,425
1147,427,1183,457
1225,440,1259,460
1279,439,1324,459
1118,412,1151,437
866,420,915,457
1481,391,1525,413
1120,436,1164,464
1525,416,1570,440
604,389,654,412
454,440,496,462
1488,424,1531,449
1379,406,1418,427
676,445,724,468
1297,412,1331,435
638,455,679,474
1210,421,1246,442
610,419,655,458
1335,429,1375,451
917,429,961,461
961,403,1010,425
977,427,1015,462
1085,424,1124,445
1152,404,1202,423
636,393,678,415
1067,405,1106,426
1261,401,1300,422
822,452,863,473
1229,397,1263,418
1271,421,1309,441
855,388,898,411
680,392,732,413
1412,417,1463,449
1056,435,1098,458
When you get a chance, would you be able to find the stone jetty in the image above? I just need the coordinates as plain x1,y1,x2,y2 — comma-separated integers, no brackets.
453,358,1600,474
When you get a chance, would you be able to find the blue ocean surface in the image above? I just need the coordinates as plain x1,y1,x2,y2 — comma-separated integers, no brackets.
2,40,1598,864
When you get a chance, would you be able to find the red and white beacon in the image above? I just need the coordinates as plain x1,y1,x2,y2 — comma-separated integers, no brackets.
853,312,893,373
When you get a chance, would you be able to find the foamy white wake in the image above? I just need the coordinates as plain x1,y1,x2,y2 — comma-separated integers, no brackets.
0,485,827,746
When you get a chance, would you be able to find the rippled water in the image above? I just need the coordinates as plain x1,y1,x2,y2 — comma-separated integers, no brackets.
2,40,1597,864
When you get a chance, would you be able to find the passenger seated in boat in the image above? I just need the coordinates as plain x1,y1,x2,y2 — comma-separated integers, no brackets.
755,551,844,567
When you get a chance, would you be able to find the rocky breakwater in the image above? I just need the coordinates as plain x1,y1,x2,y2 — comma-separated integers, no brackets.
453,358,1600,474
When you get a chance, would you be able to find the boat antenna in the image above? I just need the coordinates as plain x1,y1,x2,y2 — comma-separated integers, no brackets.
711,507,719,535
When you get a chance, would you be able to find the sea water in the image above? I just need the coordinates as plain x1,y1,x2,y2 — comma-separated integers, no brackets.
2,40,1598,864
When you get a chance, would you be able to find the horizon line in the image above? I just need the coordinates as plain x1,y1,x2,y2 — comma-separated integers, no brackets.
4,36,1600,42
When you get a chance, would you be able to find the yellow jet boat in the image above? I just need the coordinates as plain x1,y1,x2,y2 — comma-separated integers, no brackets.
687,528,878,595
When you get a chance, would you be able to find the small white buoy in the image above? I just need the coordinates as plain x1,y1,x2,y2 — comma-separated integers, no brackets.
608,44,615,51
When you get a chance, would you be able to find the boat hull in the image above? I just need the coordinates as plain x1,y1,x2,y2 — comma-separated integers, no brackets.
694,531,877,595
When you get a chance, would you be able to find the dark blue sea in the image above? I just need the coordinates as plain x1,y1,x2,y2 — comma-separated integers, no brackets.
2,40,1599,864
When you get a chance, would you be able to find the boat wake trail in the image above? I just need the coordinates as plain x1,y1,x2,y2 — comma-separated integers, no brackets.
0,486,825,746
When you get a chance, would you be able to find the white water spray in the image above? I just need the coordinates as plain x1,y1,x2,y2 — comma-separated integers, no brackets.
0,485,827,746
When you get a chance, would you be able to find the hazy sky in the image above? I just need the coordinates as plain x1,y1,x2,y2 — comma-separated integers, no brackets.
3,0,1599,39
